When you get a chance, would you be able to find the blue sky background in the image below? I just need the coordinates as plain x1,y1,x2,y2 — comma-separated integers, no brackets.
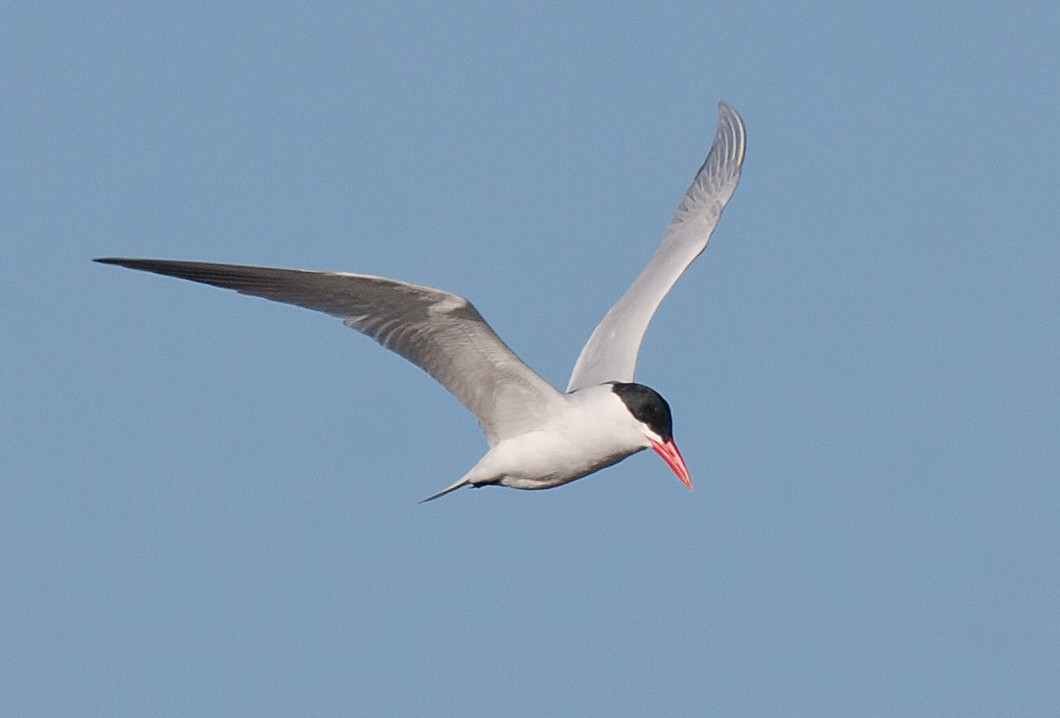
3,2,1059,715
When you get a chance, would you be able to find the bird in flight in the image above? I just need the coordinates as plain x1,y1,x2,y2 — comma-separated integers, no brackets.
98,103,745,502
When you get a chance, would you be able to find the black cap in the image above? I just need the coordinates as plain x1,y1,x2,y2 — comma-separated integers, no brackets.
610,383,674,442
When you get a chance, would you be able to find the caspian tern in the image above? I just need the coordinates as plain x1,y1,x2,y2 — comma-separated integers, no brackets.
97,102,745,501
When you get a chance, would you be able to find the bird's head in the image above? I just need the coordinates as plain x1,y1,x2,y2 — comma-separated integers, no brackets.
610,382,693,491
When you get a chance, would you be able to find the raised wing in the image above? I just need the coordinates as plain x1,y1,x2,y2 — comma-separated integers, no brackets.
566,103,746,392
95,258,563,445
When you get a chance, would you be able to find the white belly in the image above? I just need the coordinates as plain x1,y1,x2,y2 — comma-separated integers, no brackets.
468,399,651,490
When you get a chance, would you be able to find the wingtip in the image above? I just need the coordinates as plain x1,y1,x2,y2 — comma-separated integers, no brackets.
716,102,744,133
714,102,746,169
94,257,142,268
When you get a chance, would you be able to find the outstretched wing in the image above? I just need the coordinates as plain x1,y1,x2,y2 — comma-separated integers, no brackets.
566,103,746,392
96,258,563,445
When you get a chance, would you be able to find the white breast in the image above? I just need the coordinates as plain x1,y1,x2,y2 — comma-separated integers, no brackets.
465,385,653,490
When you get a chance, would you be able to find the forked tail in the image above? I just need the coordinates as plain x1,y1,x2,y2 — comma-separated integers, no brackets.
418,476,473,504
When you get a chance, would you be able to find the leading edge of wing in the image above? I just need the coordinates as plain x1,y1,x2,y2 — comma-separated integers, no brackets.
565,102,746,392
95,258,563,444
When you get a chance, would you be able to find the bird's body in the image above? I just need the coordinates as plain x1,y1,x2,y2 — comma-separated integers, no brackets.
97,103,745,501
426,383,673,501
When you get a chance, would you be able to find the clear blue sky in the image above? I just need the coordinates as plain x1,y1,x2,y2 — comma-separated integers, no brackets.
3,2,1058,715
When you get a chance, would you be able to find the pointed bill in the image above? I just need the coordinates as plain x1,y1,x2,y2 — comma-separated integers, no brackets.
651,439,693,491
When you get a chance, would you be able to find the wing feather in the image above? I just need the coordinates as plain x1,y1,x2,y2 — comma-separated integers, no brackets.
566,103,746,392
95,258,562,445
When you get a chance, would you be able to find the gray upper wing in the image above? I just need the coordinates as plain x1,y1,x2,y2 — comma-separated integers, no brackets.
566,103,746,392
96,258,563,445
